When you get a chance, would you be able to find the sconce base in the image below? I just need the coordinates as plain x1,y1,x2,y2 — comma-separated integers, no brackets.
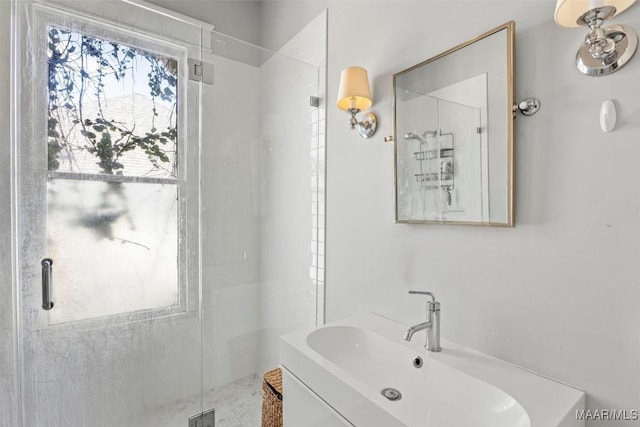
576,24,638,76
357,112,378,139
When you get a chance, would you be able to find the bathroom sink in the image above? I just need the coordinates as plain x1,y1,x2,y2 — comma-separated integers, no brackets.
306,325,530,426
280,313,585,427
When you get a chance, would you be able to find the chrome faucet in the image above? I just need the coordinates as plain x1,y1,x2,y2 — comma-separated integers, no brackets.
405,291,441,352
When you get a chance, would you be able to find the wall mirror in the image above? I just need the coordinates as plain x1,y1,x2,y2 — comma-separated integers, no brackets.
393,21,515,226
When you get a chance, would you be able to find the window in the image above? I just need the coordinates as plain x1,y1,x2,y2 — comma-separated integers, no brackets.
45,24,185,324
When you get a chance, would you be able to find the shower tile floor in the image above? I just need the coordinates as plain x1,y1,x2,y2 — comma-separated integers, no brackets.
151,374,262,427
205,374,262,426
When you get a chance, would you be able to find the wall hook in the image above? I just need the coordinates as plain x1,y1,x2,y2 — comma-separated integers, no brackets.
514,97,541,116
600,99,616,132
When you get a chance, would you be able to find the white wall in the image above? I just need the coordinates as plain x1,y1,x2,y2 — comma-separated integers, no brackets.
262,1,640,426
147,0,262,47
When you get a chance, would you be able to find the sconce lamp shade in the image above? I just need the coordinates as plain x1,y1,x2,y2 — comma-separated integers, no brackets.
555,0,636,27
336,66,372,111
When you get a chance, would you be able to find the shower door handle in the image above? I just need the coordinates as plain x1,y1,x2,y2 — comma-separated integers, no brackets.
41,258,54,310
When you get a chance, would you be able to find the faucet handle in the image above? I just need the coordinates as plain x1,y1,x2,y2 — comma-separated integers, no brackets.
408,291,436,303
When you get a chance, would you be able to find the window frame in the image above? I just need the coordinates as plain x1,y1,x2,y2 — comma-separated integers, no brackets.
30,3,199,329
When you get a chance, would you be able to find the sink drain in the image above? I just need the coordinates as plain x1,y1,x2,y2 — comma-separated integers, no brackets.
413,356,423,368
381,387,402,401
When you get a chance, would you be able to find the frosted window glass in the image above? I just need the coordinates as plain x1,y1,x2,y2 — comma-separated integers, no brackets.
47,179,179,324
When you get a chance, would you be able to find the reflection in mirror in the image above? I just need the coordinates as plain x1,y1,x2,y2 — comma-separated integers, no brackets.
393,22,514,226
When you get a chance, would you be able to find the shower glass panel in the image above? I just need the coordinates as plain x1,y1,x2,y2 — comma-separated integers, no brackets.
13,2,326,424
14,1,204,425
198,13,326,423
437,98,486,221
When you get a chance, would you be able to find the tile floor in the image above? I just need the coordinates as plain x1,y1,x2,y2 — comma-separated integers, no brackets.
205,375,262,426
150,374,262,427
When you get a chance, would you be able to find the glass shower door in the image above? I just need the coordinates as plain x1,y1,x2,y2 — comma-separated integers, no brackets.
13,1,204,426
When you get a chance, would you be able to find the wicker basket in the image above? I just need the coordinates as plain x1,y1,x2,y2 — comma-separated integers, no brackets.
261,368,283,427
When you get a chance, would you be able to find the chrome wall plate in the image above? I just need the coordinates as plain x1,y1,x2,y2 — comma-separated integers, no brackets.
577,24,638,76
514,97,541,116
357,112,378,139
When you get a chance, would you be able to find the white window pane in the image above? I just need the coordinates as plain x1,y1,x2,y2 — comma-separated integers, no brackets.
47,27,178,179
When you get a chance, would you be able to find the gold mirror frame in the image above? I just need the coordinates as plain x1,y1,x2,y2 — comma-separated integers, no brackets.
393,21,515,226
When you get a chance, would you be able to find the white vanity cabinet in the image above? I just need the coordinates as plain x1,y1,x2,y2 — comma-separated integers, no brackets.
282,367,351,427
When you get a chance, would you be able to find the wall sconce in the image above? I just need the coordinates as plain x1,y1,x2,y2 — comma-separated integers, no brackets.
555,0,638,76
336,66,378,139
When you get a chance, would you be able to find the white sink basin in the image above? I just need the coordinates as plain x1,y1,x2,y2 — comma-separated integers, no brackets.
280,313,585,427
306,325,530,426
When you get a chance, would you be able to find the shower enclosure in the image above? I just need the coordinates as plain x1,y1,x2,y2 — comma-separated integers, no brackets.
9,0,326,425
395,76,487,223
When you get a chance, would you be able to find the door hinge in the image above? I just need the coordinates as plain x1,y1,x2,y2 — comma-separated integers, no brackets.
188,58,215,85
188,408,215,427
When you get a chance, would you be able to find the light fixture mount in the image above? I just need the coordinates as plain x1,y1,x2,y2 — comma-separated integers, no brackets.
514,97,541,116
347,108,378,139
575,6,638,76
